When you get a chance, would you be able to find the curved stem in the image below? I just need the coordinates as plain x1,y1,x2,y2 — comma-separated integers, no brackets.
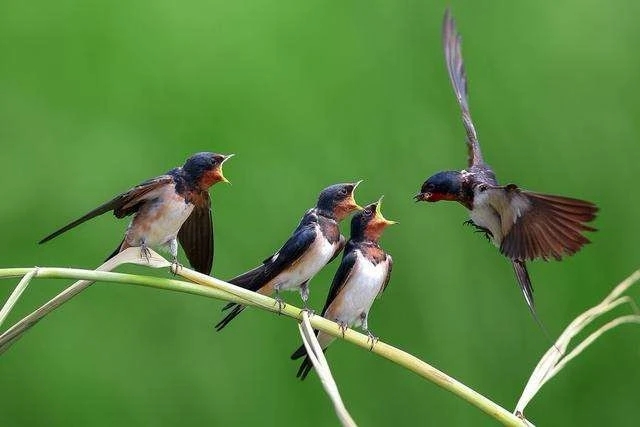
0,266,525,426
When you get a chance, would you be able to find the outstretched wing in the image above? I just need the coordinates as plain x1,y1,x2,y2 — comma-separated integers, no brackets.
490,185,598,262
39,175,175,244
443,8,484,167
178,192,213,275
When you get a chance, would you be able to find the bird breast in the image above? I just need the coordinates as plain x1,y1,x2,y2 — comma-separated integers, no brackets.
328,252,388,327
272,226,337,291
469,188,503,245
126,184,194,247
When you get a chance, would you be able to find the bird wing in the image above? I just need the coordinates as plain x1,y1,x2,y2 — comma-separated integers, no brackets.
262,224,318,280
486,185,598,262
442,8,484,167
378,255,393,298
227,223,318,292
178,191,213,275
320,242,358,316
327,235,346,264
39,175,175,244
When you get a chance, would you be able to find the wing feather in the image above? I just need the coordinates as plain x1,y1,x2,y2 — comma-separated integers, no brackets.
443,8,484,167
178,192,213,275
497,186,598,262
39,175,174,244
320,243,358,316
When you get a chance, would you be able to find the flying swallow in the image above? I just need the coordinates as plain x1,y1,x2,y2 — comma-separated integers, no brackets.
414,9,598,323
39,152,233,274
291,198,395,380
215,182,363,331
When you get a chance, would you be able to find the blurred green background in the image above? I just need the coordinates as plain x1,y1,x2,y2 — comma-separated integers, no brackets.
1,0,639,425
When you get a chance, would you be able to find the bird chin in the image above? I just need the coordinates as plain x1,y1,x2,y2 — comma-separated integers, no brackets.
414,192,433,202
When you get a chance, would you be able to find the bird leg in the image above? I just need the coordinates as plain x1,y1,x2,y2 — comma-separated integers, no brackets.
360,312,378,350
139,241,151,263
463,219,493,241
337,321,349,338
168,238,182,275
273,285,286,314
299,281,314,315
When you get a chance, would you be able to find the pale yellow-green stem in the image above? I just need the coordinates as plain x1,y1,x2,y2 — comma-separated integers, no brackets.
0,260,525,426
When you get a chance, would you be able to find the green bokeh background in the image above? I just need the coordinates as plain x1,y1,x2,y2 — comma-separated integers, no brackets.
2,1,639,425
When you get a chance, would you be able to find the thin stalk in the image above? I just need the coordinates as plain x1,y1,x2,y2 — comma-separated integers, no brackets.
298,311,357,427
0,269,38,328
0,263,525,426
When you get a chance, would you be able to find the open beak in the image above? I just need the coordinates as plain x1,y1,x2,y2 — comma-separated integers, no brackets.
348,180,364,211
373,196,397,226
217,154,235,184
414,192,430,202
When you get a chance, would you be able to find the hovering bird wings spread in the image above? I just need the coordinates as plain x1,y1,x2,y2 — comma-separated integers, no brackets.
485,185,598,262
178,191,213,275
39,175,175,244
442,9,484,168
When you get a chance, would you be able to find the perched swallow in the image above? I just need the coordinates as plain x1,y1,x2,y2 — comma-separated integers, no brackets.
414,10,598,323
39,152,233,274
215,182,363,331
291,198,395,380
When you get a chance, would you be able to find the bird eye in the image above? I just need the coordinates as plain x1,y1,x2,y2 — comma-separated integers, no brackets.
339,187,348,196
364,208,372,216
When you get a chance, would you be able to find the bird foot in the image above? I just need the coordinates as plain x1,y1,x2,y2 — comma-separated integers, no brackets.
170,258,183,276
301,305,315,317
365,330,379,351
139,245,152,263
463,220,493,241
338,321,348,338
274,296,287,314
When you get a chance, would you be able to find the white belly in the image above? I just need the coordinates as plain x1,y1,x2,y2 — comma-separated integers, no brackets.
332,254,387,327
469,189,503,245
274,228,337,291
126,185,194,247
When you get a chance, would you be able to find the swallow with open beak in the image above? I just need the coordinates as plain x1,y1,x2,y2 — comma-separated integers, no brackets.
215,182,363,331
39,152,233,274
291,198,395,380
414,10,598,323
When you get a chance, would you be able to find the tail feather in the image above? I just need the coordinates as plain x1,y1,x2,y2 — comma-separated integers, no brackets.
291,337,327,381
296,355,314,380
214,264,268,331
228,264,267,291
512,260,535,315
291,343,308,360
215,304,246,331
512,260,557,347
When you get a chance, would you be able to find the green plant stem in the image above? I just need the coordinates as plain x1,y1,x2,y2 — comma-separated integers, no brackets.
0,267,525,426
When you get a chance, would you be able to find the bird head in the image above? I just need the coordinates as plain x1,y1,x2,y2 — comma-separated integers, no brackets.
316,181,363,221
351,196,396,242
183,152,234,189
414,171,462,203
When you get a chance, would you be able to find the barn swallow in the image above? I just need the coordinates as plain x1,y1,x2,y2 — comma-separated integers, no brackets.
39,152,233,274
291,198,395,380
215,182,363,331
414,10,598,323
